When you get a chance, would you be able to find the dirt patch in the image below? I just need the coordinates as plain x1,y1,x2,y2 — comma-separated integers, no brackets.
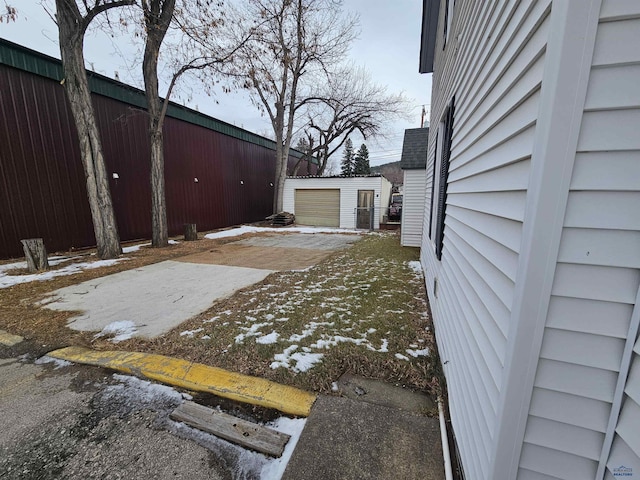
177,244,333,271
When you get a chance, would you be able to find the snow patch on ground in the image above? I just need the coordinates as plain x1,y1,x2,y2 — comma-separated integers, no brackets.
35,355,73,369
122,242,151,253
395,353,410,361
406,347,430,357
407,260,423,276
270,345,324,373
235,322,272,344
0,258,127,289
94,320,138,343
255,331,280,344
204,225,360,240
180,328,204,337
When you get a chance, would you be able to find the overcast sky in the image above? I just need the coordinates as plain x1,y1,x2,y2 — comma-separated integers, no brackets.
0,1,432,167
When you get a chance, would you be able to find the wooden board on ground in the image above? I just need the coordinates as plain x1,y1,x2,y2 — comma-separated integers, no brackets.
170,401,291,457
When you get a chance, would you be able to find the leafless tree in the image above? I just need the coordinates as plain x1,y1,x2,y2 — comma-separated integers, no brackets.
225,0,357,213
1,2,17,23
54,0,134,259
140,0,175,247
292,66,410,176
138,0,253,246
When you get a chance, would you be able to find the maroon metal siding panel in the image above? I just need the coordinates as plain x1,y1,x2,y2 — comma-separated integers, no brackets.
0,65,95,258
93,94,152,241
0,62,316,259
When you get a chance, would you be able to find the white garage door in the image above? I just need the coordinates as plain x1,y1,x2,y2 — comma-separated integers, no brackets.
294,189,340,227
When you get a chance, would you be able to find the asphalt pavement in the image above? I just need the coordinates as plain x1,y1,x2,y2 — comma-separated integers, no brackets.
0,351,267,479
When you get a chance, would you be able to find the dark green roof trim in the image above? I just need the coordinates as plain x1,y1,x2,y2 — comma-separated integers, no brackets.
0,38,314,161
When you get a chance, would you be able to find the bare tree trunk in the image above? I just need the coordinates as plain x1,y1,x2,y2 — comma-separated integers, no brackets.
56,0,121,259
142,0,174,248
273,139,285,214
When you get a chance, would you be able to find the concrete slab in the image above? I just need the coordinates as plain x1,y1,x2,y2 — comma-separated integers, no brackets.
42,261,273,338
337,373,436,414
236,233,360,251
282,395,445,480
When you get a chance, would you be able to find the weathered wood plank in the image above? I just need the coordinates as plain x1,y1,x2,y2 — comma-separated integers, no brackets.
170,401,290,457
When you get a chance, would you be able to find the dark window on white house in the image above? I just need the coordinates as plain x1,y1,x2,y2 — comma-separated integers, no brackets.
428,131,439,239
443,0,454,49
434,96,455,261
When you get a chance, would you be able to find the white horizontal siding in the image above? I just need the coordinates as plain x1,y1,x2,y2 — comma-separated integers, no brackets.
591,17,640,67
421,0,550,478
401,170,426,247
283,177,388,229
529,387,611,433
545,296,633,340
522,4,640,478
519,443,597,479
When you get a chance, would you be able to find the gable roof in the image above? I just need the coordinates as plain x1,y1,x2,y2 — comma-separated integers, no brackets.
400,128,429,170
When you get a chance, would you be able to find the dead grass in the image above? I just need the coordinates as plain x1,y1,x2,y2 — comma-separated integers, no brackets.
108,233,441,402
1,229,441,408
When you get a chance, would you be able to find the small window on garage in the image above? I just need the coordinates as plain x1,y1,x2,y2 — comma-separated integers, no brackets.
432,96,455,261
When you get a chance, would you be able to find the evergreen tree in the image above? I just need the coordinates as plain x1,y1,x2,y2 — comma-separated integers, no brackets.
354,143,370,175
340,138,355,176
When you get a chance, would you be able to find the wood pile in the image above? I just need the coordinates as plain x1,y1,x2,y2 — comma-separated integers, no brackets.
271,212,295,227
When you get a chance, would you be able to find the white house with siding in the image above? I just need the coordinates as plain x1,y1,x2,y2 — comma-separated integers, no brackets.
419,0,640,479
283,175,392,230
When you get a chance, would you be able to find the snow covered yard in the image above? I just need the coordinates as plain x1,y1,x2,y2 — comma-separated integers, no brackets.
123,233,438,399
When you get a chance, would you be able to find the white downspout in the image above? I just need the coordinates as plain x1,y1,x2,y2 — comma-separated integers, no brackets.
438,398,454,480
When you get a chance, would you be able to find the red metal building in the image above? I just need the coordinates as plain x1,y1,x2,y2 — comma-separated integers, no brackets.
0,39,316,259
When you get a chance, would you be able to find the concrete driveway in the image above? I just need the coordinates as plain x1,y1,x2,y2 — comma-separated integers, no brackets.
41,233,359,340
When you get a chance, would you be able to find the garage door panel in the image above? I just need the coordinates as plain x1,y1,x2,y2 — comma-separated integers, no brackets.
295,189,340,227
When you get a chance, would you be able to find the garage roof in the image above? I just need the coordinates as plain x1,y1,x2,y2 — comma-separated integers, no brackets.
400,128,429,170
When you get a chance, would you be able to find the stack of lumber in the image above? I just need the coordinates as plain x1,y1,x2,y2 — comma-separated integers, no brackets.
272,212,295,227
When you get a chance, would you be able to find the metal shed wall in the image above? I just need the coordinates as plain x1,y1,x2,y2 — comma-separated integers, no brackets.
0,43,314,259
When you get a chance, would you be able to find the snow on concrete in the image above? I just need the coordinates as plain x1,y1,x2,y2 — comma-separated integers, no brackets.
94,320,139,343
0,258,127,289
260,417,307,480
204,225,360,240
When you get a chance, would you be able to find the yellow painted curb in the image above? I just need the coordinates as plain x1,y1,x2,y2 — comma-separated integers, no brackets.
48,346,317,417
0,330,23,347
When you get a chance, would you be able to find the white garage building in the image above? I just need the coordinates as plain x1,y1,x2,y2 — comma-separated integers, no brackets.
283,175,392,230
